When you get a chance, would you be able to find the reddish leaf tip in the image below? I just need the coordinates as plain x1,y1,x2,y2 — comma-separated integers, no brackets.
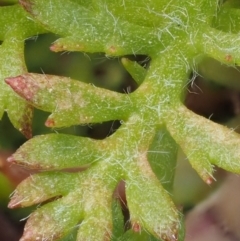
206,177,214,185
225,54,232,62
5,75,25,93
108,46,117,54
8,191,23,209
5,76,22,86
18,105,33,139
8,199,20,209
5,74,38,101
50,43,64,52
50,44,57,52
132,222,141,233
45,118,55,127
7,156,15,163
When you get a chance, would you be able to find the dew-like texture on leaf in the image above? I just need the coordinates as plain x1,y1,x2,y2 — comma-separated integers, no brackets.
5,0,240,241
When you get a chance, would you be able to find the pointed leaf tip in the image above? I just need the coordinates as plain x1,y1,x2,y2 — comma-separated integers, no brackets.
49,44,58,52
50,43,66,52
7,156,15,163
206,177,214,185
5,76,23,90
45,118,55,127
8,196,21,209
132,222,141,233
5,75,38,101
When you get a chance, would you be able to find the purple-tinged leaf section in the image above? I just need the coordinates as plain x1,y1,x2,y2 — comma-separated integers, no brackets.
5,73,132,127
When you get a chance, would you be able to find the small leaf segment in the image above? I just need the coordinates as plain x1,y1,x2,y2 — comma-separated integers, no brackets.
0,4,45,138
2,0,240,241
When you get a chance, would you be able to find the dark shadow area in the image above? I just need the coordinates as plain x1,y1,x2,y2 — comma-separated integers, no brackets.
0,1,17,6
185,57,240,123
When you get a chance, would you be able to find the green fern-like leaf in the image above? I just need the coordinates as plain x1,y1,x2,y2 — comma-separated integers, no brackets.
2,0,240,241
